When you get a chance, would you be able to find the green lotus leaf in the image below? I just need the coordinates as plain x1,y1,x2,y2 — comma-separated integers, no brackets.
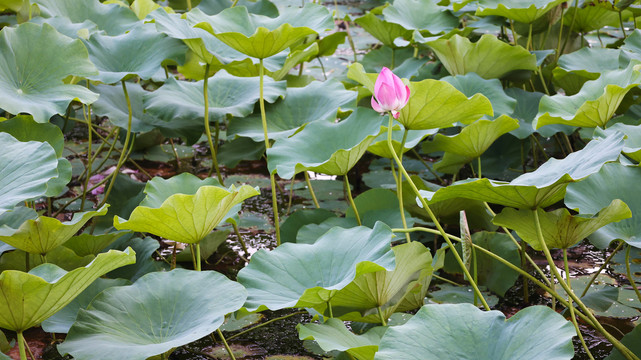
229,80,356,141
192,3,332,59
41,277,130,333
0,0,23,11
375,304,575,360
345,188,416,230
298,319,386,360
217,136,265,168
367,125,437,159
382,0,459,35
622,29,641,59
105,236,167,282
354,12,412,48
0,115,71,197
565,163,641,248
237,222,396,311
144,71,287,140
114,182,259,244
419,132,624,208
0,246,94,272
396,77,493,130
443,73,516,119
0,248,135,332
607,322,641,360
505,87,573,139
140,172,218,207
459,0,566,23
267,108,382,179
443,231,520,296
148,9,249,66
0,205,108,255
599,123,641,162
196,0,278,17
64,232,126,257
423,116,520,173
33,0,139,35
59,269,246,360
427,34,537,79
0,22,98,122
317,241,433,323
564,1,619,33
84,24,186,84
0,133,59,215
552,48,626,95
402,176,495,229
280,208,337,244
29,16,100,39
494,200,630,251
536,62,641,129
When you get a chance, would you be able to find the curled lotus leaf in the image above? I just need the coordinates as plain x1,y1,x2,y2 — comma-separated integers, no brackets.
0,248,136,332
456,0,567,23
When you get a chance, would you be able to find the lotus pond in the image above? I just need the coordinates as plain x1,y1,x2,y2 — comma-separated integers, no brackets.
4,0,641,359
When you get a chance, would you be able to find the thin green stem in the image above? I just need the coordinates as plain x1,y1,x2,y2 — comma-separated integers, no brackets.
561,0,579,55
99,80,133,208
377,306,388,326
397,129,410,242
81,98,93,209
270,173,281,246
227,311,307,341
327,300,334,318
477,157,482,179
196,243,202,271
169,138,182,172
231,0,239,7
581,241,624,297
509,20,518,45
344,175,361,226
317,57,328,80
304,172,320,208
344,21,358,63
555,5,565,62
527,23,533,51
385,115,490,311
203,64,224,184
232,222,249,258
17,332,26,360
533,210,639,360
564,249,595,360
286,177,295,214
433,274,463,286
619,11,628,39
217,329,236,360
626,245,641,304
411,149,444,184
186,0,192,11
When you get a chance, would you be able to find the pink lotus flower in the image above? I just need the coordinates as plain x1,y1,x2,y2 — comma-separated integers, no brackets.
371,67,410,119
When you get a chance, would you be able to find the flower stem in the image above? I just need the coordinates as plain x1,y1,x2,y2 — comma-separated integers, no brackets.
217,329,236,360
625,245,641,304
304,172,320,208
564,249,595,360
81,97,93,210
396,129,411,242
533,210,639,360
259,58,281,245
581,240,624,297
385,114,490,311
203,63,224,184
99,80,133,208
377,306,388,326
17,332,26,360
344,175,361,226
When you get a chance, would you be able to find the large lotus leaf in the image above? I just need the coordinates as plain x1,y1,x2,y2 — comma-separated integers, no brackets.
29,15,100,39
402,176,495,229
0,115,71,197
565,163,641,249
382,0,459,34
427,34,537,80
443,73,516,119
375,304,574,360
192,4,332,59
144,70,286,130
41,278,130,333
354,12,412,48
33,0,139,35
419,132,624,209
148,9,246,66
58,269,246,360
345,188,416,231
0,246,94,272
0,22,98,122
267,108,382,178
423,116,519,173
105,236,167,282
0,205,108,255
0,133,59,215
607,323,641,360
599,123,641,162
505,87,573,139
84,24,186,84
494,200,631,251
564,1,619,33
114,184,259,244
552,48,625,96
140,172,219,208
0,248,135,332
536,62,641,129
458,0,566,23
229,80,356,141
367,125,437,159
397,78,493,130
64,232,126,257
298,319,386,360
318,242,433,323
237,222,396,311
